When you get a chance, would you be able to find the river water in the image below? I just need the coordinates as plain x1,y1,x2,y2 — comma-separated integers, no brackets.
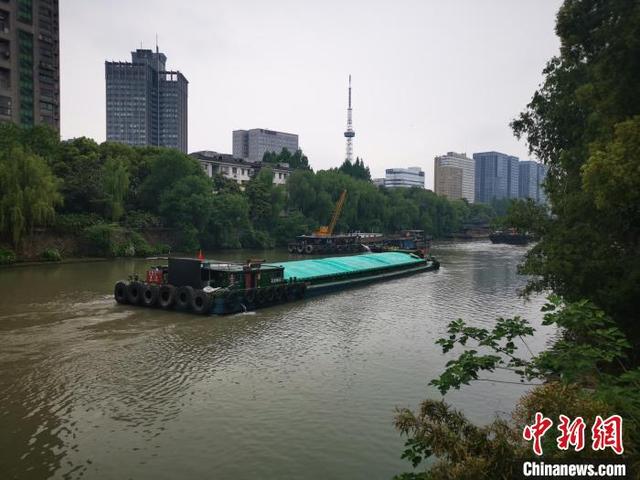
0,241,552,479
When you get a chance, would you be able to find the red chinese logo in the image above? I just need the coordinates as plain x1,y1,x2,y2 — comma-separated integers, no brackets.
523,412,554,456
592,415,624,455
557,415,586,452
523,413,624,456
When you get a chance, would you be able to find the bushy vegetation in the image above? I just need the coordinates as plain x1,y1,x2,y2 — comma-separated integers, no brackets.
0,247,16,265
396,1,640,476
40,248,62,262
0,123,497,257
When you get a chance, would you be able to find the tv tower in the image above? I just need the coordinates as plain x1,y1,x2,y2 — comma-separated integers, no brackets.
344,75,355,162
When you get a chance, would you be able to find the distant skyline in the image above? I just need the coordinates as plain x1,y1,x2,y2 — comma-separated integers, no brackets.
60,0,562,189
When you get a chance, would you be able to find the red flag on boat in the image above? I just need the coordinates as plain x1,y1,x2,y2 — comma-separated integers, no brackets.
197,249,204,261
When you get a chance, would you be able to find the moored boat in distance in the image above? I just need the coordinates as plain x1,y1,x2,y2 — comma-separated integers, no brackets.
489,229,533,245
114,252,440,315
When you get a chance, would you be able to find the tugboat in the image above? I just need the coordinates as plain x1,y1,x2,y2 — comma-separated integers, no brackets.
489,228,532,245
114,251,440,315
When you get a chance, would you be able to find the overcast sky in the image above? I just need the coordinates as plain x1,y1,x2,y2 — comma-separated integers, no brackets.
60,0,563,188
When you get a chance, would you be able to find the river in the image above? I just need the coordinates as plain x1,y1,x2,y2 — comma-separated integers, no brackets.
0,241,552,479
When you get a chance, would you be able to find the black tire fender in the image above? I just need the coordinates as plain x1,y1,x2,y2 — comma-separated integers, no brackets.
191,290,212,315
126,281,143,304
176,286,195,310
114,281,129,304
141,284,159,307
159,284,176,309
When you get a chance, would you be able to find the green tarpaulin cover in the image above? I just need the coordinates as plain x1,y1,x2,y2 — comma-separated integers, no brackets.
265,252,423,281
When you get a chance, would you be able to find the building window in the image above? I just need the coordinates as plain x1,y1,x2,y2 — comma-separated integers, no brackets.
17,0,32,24
0,95,11,116
18,29,34,127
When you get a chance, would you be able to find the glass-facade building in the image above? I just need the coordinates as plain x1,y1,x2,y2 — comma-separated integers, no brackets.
518,161,539,200
232,129,299,163
383,167,425,188
0,0,60,129
105,48,188,152
473,151,519,203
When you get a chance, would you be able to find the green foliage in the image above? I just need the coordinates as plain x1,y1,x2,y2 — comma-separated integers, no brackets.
2,124,495,256
203,193,251,249
511,0,640,342
431,316,536,395
398,300,639,478
337,157,371,180
103,156,130,221
394,400,522,480
240,228,275,249
0,146,62,248
82,223,158,257
52,137,106,214
121,210,162,230
430,298,633,395
82,224,123,257
40,248,62,262
211,173,241,194
262,148,310,170
53,213,103,233
0,247,17,265
496,198,549,234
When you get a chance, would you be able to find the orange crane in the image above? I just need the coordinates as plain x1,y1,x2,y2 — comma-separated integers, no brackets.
314,189,347,236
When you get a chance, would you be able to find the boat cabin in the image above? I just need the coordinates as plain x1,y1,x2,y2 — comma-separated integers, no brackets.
166,258,285,290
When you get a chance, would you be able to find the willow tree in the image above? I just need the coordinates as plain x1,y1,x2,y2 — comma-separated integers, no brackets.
103,156,130,221
0,146,62,248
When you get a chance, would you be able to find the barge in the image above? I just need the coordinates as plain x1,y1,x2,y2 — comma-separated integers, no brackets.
489,229,533,245
114,252,440,315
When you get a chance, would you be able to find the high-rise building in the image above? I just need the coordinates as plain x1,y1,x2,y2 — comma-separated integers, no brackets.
105,47,188,152
473,151,519,203
434,152,475,202
382,167,425,188
519,160,539,200
0,0,60,129
518,160,549,204
232,128,299,163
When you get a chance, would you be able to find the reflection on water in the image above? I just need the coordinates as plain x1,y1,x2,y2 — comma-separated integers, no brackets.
0,241,552,479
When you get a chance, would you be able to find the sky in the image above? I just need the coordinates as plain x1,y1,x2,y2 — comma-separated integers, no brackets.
60,0,563,189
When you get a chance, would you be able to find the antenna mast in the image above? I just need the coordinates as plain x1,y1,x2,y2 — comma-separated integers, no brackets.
343,75,355,162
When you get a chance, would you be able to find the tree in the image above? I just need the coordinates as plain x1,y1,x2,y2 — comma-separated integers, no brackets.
498,198,549,234
103,157,130,221
158,174,213,250
0,146,62,248
139,149,203,212
262,148,311,170
337,157,371,181
511,0,640,342
54,137,106,214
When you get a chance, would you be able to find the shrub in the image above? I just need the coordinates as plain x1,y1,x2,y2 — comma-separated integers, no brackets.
122,210,162,230
54,213,104,233
83,223,124,257
129,231,155,257
240,229,274,249
0,247,17,265
40,248,62,262
154,243,171,255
